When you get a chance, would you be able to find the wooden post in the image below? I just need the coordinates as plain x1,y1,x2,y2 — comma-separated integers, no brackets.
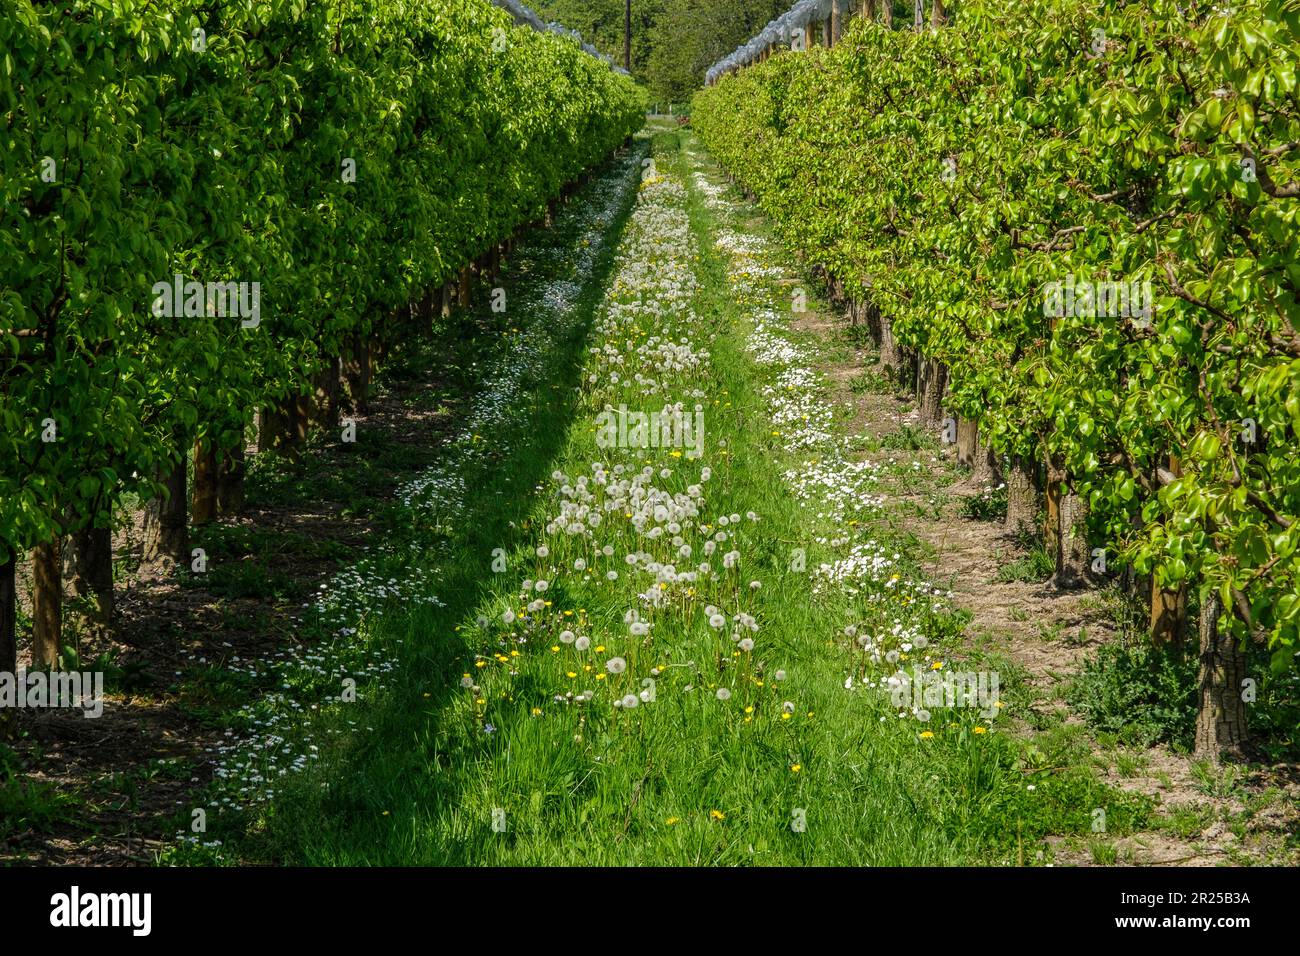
1151,454,1187,643
1044,451,1064,566
914,0,924,30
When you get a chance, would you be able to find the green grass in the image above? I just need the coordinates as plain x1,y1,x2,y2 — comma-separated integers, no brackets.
996,545,1056,583
182,129,1152,867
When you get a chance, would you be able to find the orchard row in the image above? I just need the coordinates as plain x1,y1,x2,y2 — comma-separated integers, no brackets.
0,0,643,676
693,0,1300,757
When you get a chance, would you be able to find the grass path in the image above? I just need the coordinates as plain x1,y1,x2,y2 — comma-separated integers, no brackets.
223,126,1153,867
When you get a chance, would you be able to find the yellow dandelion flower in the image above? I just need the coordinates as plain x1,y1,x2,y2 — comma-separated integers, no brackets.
973,726,987,734
566,671,577,679
920,731,935,739
790,764,801,773
665,817,680,825
781,712,792,720
710,810,725,821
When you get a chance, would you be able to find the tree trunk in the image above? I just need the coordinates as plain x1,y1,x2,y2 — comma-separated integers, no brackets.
956,417,977,469
192,440,219,526
918,358,947,428
369,335,383,388
1194,592,1250,761
914,0,924,29
970,428,1001,488
879,312,902,374
258,395,304,452
459,265,472,308
862,0,878,20
1151,580,1188,645
312,357,342,429
441,282,453,320
1005,453,1039,533
342,334,372,415
932,0,947,27
1053,490,1090,590
32,538,62,667
882,0,893,28
68,521,114,644
0,554,14,737
257,405,281,455
1,554,16,677
832,0,844,43
216,440,246,516
623,0,631,71
143,452,188,572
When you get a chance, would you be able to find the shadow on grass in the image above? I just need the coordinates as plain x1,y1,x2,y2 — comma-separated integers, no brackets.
242,141,652,865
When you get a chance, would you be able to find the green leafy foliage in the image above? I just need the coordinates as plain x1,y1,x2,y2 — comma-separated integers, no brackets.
1067,640,1199,747
694,0,1300,672
0,0,644,565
